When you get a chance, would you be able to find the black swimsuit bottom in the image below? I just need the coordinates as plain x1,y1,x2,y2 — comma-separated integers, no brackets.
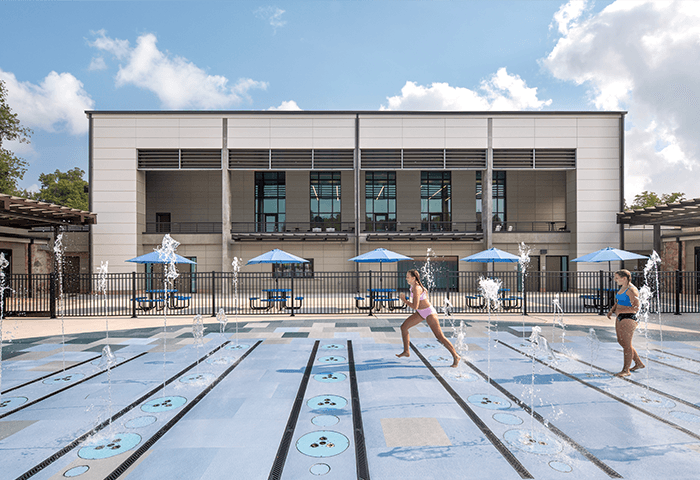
617,313,638,322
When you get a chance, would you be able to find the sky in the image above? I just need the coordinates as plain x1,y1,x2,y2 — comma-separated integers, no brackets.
1,0,699,205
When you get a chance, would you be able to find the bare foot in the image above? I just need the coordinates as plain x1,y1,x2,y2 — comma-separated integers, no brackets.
451,355,461,368
614,371,631,377
630,363,645,372
396,351,410,359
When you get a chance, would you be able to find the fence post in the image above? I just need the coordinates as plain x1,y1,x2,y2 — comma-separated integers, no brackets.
368,270,373,317
49,272,56,319
598,270,605,316
131,271,137,318
522,278,528,316
212,271,216,316
675,269,681,316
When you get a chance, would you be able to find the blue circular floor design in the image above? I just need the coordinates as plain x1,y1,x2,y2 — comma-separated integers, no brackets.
125,415,157,429
180,372,216,384
549,460,573,473
630,393,675,409
493,413,524,425
449,371,478,382
312,415,340,427
144,360,174,365
417,343,437,349
310,463,331,475
321,344,345,350
314,372,347,383
307,395,347,410
224,343,250,351
318,355,346,364
141,396,187,413
43,373,85,385
296,431,349,458
428,355,452,363
503,429,563,455
63,465,89,477
206,356,235,365
78,433,141,460
670,410,700,422
0,396,28,409
468,394,511,410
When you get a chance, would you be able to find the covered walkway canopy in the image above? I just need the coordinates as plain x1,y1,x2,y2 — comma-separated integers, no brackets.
617,197,700,252
0,193,96,229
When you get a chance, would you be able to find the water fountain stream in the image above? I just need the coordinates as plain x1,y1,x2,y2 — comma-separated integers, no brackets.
479,276,501,385
156,234,181,392
53,232,66,371
0,253,9,402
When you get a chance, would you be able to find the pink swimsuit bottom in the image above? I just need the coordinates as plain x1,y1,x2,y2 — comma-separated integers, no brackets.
410,290,437,319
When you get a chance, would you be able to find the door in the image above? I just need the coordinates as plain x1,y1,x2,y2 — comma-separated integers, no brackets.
0,249,11,310
64,256,81,294
523,256,541,292
695,247,700,294
545,256,569,292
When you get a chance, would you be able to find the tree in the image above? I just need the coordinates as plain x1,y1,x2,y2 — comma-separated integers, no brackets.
33,167,89,211
1,80,32,196
628,191,686,209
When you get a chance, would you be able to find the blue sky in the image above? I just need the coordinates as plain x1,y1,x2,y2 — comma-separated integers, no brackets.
2,0,699,204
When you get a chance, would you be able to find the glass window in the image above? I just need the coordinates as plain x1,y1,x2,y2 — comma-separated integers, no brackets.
273,259,314,278
421,171,451,231
476,171,506,224
255,172,286,232
364,172,396,231
310,172,341,230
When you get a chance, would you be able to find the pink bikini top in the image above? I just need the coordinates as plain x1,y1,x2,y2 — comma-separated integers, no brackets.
409,289,427,302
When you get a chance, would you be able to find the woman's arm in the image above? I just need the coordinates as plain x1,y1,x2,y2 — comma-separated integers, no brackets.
401,285,420,310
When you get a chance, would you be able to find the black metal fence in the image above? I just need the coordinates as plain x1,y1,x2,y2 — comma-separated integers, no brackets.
2,270,699,318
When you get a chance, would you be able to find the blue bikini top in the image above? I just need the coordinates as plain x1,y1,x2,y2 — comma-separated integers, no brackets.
616,287,632,307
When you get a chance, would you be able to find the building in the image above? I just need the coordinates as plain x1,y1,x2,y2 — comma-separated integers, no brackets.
87,111,626,279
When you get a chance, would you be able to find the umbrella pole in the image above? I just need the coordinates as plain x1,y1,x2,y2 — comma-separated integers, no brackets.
368,270,373,317
290,269,294,317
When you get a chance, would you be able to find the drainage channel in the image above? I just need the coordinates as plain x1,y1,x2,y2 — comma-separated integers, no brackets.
102,340,263,479
347,340,370,480
269,340,321,480
651,348,700,364
13,339,234,480
0,352,148,420
497,339,700,442
409,342,534,480
452,353,623,478
1,354,101,395
548,345,700,413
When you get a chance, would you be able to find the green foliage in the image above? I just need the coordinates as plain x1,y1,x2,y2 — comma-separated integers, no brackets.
33,167,89,211
629,191,686,209
0,79,32,196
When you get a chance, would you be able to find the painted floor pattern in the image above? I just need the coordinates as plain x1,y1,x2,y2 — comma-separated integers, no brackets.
0,315,699,479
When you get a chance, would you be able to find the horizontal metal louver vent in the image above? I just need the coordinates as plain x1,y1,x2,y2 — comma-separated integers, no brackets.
402,149,444,169
313,149,354,169
445,149,487,169
138,150,179,169
271,149,312,169
180,149,221,169
534,149,576,169
360,149,401,169
229,149,269,169
493,149,534,169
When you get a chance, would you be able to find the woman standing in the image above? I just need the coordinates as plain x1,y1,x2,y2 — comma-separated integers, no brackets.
607,269,645,377
396,269,461,367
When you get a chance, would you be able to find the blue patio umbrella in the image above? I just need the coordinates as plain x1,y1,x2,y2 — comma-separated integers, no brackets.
126,251,196,264
349,248,413,315
246,249,309,317
460,247,520,273
572,247,648,271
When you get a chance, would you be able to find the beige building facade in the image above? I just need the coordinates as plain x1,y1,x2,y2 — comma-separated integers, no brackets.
87,111,625,275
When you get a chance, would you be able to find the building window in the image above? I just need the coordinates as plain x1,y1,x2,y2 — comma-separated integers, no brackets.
421,171,451,231
310,172,341,231
155,212,171,233
255,172,286,232
273,259,314,278
365,172,396,231
476,171,506,225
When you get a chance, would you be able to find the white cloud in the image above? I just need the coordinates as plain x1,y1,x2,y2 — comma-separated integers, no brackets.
542,0,700,200
268,100,301,111
26,184,39,194
88,29,130,59
88,56,107,71
0,69,94,135
90,31,268,109
254,6,287,31
381,68,551,111
550,0,589,35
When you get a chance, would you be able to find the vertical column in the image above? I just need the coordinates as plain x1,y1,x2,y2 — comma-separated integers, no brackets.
354,115,360,262
221,118,232,272
482,118,493,249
